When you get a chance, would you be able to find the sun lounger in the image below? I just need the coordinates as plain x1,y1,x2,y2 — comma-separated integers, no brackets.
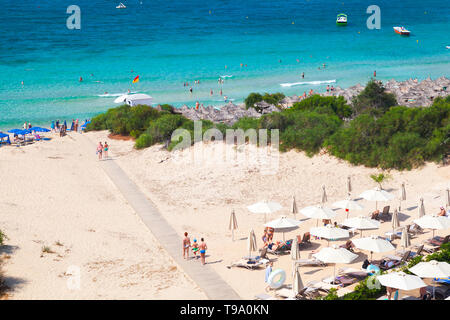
297,232,312,248
426,235,449,247
226,258,269,270
396,244,424,259
372,250,410,271
295,258,327,267
254,293,277,300
275,288,297,299
267,239,293,255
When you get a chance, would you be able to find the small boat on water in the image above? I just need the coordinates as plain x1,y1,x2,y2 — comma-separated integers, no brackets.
336,14,347,26
116,2,126,9
393,26,410,36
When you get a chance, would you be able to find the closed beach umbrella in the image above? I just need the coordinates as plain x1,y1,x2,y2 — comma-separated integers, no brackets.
446,188,450,208
414,214,450,238
377,272,426,291
291,196,298,219
310,225,350,246
321,185,328,205
341,215,380,237
352,235,395,260
399,183,406,211
347,176,352,195
290,236,300,261
247,229,257,259
264,215,301,241
359,187,394,210
313,246,358,284
248,201,282,223
229,209,238,241
300,205,336,226
391,209,400,234
410,260,450,299
332,198,363,219
292,267,304,296
419,198,425,218
400,227,410,250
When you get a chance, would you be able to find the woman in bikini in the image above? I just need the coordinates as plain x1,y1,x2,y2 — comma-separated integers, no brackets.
182,232,191,259
103,142,109,159
97,142,103,160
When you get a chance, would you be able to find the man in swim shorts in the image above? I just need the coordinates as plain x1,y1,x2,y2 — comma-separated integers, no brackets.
199,238,207,265
182,232,191,259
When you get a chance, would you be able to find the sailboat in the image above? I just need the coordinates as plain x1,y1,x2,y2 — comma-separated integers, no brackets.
116,2,126,9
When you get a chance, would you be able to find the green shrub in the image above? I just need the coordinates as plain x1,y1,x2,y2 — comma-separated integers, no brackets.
292,95,352,119
0,230,7,246
135,133,153,149
352,80,398,116
244,92,285,110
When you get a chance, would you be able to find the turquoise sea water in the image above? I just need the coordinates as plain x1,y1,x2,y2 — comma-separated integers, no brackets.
0,0,449,129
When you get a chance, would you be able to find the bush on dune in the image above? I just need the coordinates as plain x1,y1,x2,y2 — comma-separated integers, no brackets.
351,79,398,116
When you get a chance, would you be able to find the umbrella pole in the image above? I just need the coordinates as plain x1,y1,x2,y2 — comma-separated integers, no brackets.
283,232,285,242
232,229,234,242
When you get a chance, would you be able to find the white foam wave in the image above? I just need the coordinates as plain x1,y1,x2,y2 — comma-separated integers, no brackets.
97,92,137,97
280,79,336,87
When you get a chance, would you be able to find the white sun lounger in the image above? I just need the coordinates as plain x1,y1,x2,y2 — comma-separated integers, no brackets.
254,293,277,300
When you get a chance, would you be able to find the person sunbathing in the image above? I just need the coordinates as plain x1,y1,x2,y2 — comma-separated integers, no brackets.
438,206,446,216
340,240,355,252
371,209,380,219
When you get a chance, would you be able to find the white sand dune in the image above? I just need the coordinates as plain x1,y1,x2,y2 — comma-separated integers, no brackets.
1,130,449,299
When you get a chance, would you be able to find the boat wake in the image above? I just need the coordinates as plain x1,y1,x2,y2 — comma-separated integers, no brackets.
280,80,336,87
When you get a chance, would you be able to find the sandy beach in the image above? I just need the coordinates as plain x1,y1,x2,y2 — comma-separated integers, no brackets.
0,130,448,299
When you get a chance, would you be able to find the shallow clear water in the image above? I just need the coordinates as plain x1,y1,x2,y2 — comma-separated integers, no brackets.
0,0,449,129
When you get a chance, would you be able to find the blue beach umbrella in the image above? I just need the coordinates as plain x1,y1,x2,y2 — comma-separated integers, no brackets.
30,127,50,132
0,132,11,145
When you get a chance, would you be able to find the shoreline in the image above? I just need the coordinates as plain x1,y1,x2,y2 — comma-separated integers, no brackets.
1,76,449,131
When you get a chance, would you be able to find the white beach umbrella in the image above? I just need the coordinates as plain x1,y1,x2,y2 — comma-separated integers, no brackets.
313,246,358,284
352,235,395,260
409,260,450,299
359,187,394,210
332,198,364,219
291,196,298,219
321,185,328,205
264,215,301,241
292,267,304,296
377,271,426,291
229,209,238,241
300,205,336,226
248,201,282,223
399,183,406,211
341,215,380,237
247,229,258,259
310,225,350,246
391,208,400,234
418,198,425,218
414,214,450,238
114,94,128,103
400,226,410,250
347,176,352,195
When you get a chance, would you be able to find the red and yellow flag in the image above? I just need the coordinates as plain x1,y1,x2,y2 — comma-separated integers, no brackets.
132,75,139,83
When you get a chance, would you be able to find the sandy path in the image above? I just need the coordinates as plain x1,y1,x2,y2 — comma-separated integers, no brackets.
0,132,206,299
85,131,449,299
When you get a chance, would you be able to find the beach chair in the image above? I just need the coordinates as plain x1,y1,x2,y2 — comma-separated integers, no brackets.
426,235,449,247
298,232,311,248
267,239,292,255
254,293,277,300
295,258,327,267
373,250,410,271
226,258,269,270
407,223,424,236
396,244,424,260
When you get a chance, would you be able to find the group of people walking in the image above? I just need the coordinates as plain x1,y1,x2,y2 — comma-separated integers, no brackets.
182,232,208,265
96,141,109,160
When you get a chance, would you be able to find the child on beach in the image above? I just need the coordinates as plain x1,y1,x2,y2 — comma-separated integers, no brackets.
191,239,199,258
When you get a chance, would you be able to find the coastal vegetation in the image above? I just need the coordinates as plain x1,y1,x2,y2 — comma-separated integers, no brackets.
86,80,450,170
244,92,285,110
